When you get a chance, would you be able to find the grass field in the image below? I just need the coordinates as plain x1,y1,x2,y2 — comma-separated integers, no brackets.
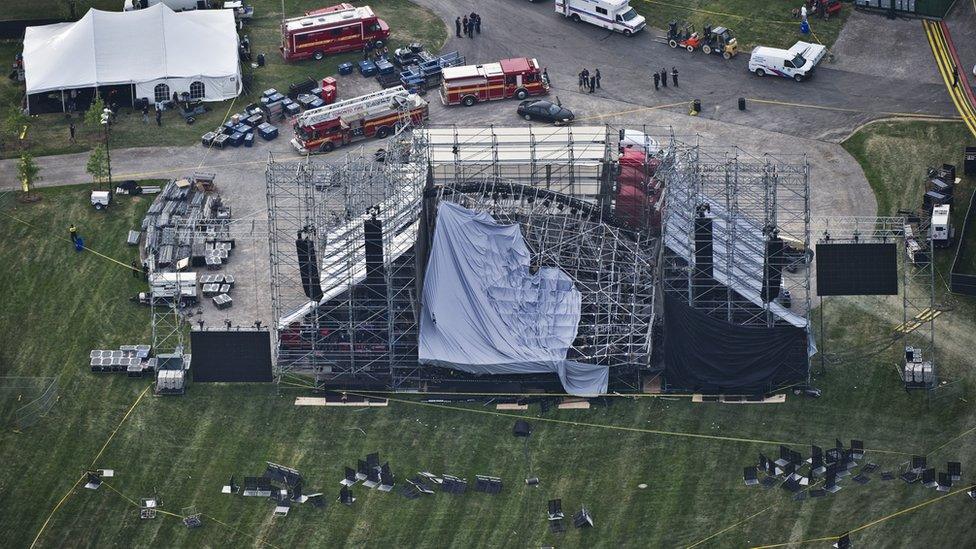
0,0,447,158
2,159,976,546
633,0,851,50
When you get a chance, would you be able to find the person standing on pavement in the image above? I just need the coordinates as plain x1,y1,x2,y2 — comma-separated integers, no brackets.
671,66,679,87
589,74,596,93
660,68,668,88
467,18,474,38
578,70,584,92
581,68,590,92
455,17,462,38
462,15,469,37
474,13,481,34
595,68,601,89
653,71,660,91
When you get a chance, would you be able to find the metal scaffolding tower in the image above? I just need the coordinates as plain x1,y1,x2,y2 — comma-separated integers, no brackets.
815,215,937,389
266,133,426,388
658,143,813,390
266,124,671,391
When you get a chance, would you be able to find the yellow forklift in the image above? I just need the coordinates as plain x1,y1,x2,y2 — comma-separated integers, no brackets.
701,25,738,59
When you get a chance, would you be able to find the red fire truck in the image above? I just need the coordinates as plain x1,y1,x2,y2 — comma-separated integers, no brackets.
291,86,429,154
440,57,549,106
280,4,390,62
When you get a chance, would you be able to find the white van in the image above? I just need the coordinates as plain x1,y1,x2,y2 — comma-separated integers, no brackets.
749,41,827,82
555,0,646,36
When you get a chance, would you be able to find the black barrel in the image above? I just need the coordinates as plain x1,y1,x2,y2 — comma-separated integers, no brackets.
738,97,746,110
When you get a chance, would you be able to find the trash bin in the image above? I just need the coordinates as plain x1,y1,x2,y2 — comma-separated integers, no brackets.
738,97,746,111
75,237,84,252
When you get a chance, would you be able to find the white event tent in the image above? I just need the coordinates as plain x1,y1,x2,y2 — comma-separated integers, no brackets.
23,3,240,113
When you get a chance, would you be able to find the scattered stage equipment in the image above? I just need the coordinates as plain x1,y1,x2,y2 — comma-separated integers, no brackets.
341,467,357,486
182,506,203,528
265,462,303,487
948,462,961,481
338,485,355,506
441,475,468,495
834,532,851,549
547,499,565,520
378,462,395,492
190,328,273,382
903,346,935,389
84,471,103,490
911,455,927,472
243,477,273,497
743,467,759,486
815,243,898,296
573,506,594,528
475,475,503,494
525,477,540,486
513,420,532,438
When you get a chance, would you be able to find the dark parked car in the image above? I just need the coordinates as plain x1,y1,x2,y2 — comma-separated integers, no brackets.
517,100,574,124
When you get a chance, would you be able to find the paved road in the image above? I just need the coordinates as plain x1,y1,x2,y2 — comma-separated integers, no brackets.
418,0,956,141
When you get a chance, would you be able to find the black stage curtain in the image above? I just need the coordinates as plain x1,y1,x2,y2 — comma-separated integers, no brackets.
663,293,807,393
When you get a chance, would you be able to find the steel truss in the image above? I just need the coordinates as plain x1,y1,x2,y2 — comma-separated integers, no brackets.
267,133,426,389
660,144,812,327
659,143,812,389
431,180,659,372
266,124,671,391
814,215,937,389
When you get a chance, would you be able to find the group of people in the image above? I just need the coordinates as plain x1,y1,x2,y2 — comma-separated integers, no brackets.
455,13,482,38
652,67,679,90
577,68,602,93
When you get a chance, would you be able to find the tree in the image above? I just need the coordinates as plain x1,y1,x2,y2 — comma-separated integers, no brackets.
84,94,105,129
86,144,109,187
18,153,41,198
2,108,30,151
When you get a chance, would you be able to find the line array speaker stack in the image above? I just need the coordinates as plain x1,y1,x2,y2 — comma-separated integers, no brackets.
296,236,324,301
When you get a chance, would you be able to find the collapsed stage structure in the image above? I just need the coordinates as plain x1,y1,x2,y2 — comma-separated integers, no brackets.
266,125,812,396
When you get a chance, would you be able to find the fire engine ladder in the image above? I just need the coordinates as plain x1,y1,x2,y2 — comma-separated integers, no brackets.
393,95,415,134
297,86,408,128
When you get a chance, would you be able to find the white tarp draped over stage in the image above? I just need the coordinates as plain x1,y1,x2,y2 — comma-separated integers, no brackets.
418,202,609,396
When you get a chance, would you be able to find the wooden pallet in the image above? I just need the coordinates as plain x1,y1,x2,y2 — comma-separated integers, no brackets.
692,393,786,404
294,396,388,407
894,308,942,334
557,398,590,410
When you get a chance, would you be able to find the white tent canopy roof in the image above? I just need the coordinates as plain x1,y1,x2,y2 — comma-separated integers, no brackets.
23,4,240,95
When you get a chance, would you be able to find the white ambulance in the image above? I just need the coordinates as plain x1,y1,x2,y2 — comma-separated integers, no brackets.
748,41,827,82
555,0,646,36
